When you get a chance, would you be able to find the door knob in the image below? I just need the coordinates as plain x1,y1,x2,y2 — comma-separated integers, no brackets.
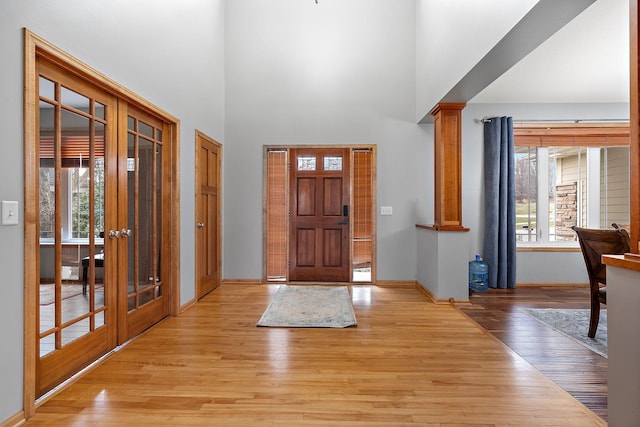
108,230,121,239
121,229,132,237
197,222,205,229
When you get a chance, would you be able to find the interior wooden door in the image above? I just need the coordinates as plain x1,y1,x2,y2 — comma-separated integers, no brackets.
117,104,170,342
195,131,222,299
289,148,350,281
35,58,118,396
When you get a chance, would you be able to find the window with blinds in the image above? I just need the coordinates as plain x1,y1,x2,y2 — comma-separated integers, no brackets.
266,150,288,281
352,149,373,282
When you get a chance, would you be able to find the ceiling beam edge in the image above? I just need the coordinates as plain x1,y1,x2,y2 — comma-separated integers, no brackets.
418,0,597,124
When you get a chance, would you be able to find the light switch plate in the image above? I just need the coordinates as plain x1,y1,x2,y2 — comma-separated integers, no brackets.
2,201,19,225
381,206,393,216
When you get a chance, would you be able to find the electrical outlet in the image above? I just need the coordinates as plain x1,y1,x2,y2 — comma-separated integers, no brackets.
380,206,393,216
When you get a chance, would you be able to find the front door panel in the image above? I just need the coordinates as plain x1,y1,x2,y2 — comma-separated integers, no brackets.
289,148,350,281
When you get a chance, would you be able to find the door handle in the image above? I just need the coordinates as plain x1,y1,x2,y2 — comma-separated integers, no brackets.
121,229,132,237
197,222,205,229
108,230,121,239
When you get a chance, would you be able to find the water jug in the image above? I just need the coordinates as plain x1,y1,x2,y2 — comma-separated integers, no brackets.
468,254,489,292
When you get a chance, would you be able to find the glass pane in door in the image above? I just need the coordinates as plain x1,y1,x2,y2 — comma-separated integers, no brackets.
126,117,163,311
156,144,163,294
60,109,91,343
93,120,106,328
138,136,155,306
38,80,110,356
126,130,137,312
38,98,56,356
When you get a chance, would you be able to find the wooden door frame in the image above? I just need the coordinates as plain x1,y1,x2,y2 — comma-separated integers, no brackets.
195,130,222,298
23,29,181,417
262,144,377,284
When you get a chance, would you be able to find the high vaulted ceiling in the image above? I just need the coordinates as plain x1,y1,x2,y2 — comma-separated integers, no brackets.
471,0,628,104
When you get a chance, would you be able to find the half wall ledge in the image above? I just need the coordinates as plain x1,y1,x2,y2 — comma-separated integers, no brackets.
416,224,470,302
416,224,470,232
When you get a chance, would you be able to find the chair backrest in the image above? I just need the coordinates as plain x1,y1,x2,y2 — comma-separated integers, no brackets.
611,223,630,231
611,223,632,248
572,226,631,289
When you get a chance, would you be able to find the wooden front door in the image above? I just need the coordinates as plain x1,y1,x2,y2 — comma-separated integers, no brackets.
195,131,222,299
289,148,350,281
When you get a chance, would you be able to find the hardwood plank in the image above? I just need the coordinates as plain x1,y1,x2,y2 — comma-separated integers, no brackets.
460,286,608,422
22,284,605,426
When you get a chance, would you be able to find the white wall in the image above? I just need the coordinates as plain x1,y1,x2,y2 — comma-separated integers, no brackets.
224,0,430,281
415,0,538,121
0,0,225,421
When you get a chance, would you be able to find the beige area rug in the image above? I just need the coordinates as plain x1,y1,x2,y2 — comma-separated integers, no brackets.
257,285,357,328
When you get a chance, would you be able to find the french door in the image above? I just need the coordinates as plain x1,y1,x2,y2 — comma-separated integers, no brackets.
36,58,118,396
118,104,170,340
33,57,170,397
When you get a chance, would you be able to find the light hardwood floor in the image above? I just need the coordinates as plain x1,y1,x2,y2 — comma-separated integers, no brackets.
22,284,605,426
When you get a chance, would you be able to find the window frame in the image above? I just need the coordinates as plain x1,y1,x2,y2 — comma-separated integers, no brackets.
38,166,106,245
514,123,630,248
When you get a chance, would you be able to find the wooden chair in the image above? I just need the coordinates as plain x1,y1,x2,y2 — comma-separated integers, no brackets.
612,222,631,243
81,253,104,294
572,226,631,338
611,223,630,232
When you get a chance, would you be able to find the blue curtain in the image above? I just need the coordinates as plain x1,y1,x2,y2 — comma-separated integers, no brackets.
482,117,516,289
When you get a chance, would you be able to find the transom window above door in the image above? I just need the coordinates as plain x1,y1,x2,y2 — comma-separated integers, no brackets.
295,155,344,171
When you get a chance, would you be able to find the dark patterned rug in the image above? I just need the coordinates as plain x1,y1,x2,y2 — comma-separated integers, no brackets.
521,308,607,358
257,286,357,328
